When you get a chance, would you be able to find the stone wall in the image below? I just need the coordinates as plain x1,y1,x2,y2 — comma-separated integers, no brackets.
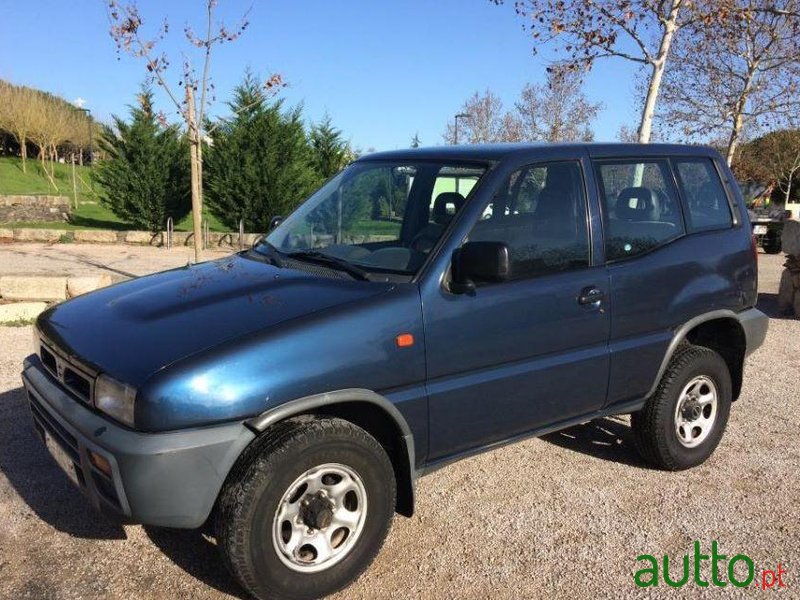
0,195,71,223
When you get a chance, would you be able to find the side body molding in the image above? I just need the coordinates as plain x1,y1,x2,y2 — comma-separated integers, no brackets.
245,388,417,516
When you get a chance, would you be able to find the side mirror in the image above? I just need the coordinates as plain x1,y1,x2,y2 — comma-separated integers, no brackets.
269,215,283,230
450,241,512,294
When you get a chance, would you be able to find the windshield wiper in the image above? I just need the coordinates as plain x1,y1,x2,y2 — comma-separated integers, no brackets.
287,250,370,281
250,240,284,267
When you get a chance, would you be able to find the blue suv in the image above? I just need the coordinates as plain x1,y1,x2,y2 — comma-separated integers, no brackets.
23,144,767,600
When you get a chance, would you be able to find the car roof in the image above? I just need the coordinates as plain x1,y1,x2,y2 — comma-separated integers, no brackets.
356,142,720,164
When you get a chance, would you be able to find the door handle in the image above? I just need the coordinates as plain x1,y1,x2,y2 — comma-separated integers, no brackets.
578,286,605,306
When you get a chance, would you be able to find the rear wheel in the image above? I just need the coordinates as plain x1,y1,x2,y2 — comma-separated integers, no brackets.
216,416,396,600
631,344,732,470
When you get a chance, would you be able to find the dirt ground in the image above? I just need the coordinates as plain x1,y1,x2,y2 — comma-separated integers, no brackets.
0,251,797,599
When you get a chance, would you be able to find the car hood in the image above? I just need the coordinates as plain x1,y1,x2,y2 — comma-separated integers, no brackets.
37,254,392,385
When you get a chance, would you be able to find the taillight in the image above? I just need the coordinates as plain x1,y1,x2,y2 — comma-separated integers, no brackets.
751,234,758,263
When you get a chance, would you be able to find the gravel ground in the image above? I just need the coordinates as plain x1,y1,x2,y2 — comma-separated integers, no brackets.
0,252,797,599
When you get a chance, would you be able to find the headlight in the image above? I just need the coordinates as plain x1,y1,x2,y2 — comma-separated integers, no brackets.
94,375,137,427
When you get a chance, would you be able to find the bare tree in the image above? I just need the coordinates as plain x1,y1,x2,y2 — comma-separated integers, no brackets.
0,83,37,172
496,0,699,143
658,0,800,165
442,90,521,143
515,66,601,141
617,124,640,143
27,94,63,189
107,1,282,262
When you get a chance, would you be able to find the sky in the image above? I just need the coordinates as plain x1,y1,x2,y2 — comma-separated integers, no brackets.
0,0,644,151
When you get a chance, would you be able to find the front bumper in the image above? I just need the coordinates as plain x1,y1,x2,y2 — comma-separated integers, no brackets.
21,355,255,528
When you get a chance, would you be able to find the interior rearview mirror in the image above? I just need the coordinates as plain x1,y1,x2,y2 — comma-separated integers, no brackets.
450,241,512,294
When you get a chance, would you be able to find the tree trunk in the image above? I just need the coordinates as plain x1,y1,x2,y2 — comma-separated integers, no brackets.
638,0,682,143
725,104,746,167
724,62,758,167
186,85,203,263
19,135,27,173
71,154,79,210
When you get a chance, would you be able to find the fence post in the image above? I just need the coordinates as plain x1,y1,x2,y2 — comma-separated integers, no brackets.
166,217,173,249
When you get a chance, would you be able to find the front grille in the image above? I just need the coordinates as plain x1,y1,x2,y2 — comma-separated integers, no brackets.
39,342,94,404
63,368,91,399
40,346,57,373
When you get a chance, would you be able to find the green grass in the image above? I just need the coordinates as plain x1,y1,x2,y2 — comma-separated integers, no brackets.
0,156,100,201
350,219,401,235
1,156,229,232
0,317,37,327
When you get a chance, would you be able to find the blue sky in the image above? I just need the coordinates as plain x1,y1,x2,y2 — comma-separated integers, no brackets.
0,0,643,150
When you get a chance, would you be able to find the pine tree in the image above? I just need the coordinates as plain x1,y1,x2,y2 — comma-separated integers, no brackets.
95,88,190,232
310,114,351,180
204,73,319,231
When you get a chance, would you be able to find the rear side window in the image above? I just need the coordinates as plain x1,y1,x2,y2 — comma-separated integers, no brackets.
674,159,733,231
595,160,685,261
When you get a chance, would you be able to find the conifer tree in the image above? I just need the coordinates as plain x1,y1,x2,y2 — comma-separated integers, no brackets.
204,74,318,231
95,88,189,232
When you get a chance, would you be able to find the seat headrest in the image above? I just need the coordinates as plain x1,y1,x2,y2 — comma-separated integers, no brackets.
615,187,660,221
432,192,465,225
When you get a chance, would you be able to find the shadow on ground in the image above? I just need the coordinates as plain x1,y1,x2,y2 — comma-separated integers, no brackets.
757,292,797,320
0,386,126,539
0,385,247,596
145,527,248,599
540,415,650,468
68,215,133,231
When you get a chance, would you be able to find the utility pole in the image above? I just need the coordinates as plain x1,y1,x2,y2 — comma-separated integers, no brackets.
186,85,203,263
454,112,470,145
454,113,470,193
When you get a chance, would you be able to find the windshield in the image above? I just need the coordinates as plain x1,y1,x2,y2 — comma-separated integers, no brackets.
261,161,487,276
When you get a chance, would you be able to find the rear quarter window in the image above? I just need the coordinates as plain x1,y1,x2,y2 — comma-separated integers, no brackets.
673,158,733,232
595,159,685,262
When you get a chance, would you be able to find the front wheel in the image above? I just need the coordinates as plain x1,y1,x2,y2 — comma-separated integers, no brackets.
216,416,396,600
631,344,732,470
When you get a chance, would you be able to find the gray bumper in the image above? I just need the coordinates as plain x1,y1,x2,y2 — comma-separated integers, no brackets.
21,356,255,528
738,307,769,356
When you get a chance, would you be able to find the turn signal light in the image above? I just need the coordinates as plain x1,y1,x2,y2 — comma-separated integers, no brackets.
395,333,414,348
89,451,112,478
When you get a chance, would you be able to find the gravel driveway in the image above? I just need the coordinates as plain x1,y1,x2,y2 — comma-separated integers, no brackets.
0,253,797,599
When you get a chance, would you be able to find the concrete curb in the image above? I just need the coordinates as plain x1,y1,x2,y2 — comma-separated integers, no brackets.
0,274,113,303
0,227,261,248
0,301,48,324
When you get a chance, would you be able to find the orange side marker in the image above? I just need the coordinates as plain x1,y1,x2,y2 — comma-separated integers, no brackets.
395,333,414,348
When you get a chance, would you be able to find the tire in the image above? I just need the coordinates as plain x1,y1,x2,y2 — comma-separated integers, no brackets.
631,344,732,471
216,416,396,600
763,230,782,254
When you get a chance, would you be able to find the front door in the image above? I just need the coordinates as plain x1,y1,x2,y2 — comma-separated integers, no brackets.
423,159,610,462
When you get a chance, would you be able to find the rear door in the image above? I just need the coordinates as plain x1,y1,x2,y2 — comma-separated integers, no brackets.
423,155,611,462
